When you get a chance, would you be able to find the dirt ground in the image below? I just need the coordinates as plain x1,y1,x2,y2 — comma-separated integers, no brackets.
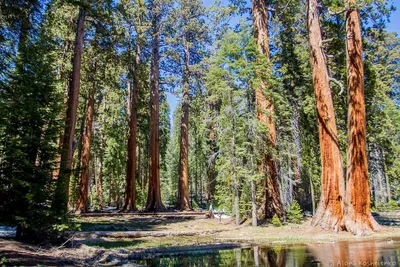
2,213,400,266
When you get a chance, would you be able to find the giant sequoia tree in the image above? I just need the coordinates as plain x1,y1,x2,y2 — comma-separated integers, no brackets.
52,7,86,215
307,0,345,231
252,0,284,220
146,0,166,212
343,0,380,235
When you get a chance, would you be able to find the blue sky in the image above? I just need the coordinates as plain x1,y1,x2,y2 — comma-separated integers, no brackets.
167,1,400,125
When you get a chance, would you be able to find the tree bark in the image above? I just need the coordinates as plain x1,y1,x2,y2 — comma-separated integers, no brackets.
343,0,380,235
75,79,95,213
96,145,105,209
145,9,166,212
122,44,141,211
252,0,283,220
369,143,389,204
52,8,86,215
307,0,345,232
177,35,191,211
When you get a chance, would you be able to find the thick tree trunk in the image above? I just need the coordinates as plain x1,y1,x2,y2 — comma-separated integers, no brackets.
177,40,191,211
52,8,86,214
252,0,283,220
122,46,141,211
307,0,345,231
75,82,95,213
145,12,166,212
343,1,380,235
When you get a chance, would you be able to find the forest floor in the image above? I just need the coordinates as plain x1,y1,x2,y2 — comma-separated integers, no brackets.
1,211,400,266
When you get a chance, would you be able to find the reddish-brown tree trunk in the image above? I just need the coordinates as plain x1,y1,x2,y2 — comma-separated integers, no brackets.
75,84,95,213
177,39,191,211
252,0,283,220
307,0,345,231
343,0,380,235
145,12,166,212
52,8,86,214
122,51,140,211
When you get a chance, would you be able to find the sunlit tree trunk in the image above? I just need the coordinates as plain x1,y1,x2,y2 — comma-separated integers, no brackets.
252,0,283,220
307,0,345,231
75,77,95,213
343,0,380,235
52,8,86,214
177,36,191,211
146,9,166,212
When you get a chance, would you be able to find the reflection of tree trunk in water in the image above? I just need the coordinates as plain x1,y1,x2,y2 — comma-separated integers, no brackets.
307,0,345,231
259,247,286,267
254,246,260,267
252,0,283,220
235,248,241,267
308,240,380,266
343,0,380,235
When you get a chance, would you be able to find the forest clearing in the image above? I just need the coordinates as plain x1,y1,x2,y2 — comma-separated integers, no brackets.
2,210,400,266
1,0,400,265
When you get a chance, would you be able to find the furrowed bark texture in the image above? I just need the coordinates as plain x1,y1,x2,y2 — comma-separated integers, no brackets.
146,10,166,212
177,35,191,211
307,0,345,231
75,84,95,213
252,0,284,220
52,9,86,214
123,46,141,212
343,0,380,235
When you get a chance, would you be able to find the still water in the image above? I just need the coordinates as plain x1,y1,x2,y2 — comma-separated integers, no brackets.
134,239,400,267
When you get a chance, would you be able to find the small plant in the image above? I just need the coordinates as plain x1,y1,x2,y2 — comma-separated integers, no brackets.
1,256,9,266
375,200,398,212
286,200,303,224
271,214,282,227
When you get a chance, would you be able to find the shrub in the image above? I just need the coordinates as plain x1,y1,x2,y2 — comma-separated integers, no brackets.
375,200,398,212
286,200,303,223
271,214,282,227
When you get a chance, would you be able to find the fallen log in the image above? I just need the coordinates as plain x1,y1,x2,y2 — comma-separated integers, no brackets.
73,212,206,217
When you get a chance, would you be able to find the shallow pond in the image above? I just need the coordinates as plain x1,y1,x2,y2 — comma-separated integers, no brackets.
134,238,400,266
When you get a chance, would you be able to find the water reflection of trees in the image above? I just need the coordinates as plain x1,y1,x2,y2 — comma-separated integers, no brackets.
137,241,400,266
308,240,400,267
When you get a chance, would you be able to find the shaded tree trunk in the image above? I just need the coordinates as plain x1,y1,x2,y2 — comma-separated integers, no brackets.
177,36,191,211
122,44,141,211
307,0,345,231
76,78,96,213
52,8,86,215
343,0,380,235
252,0,283,220
96,145,105,209
145,10,166,212
206,123,217,203
368,143,389,204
